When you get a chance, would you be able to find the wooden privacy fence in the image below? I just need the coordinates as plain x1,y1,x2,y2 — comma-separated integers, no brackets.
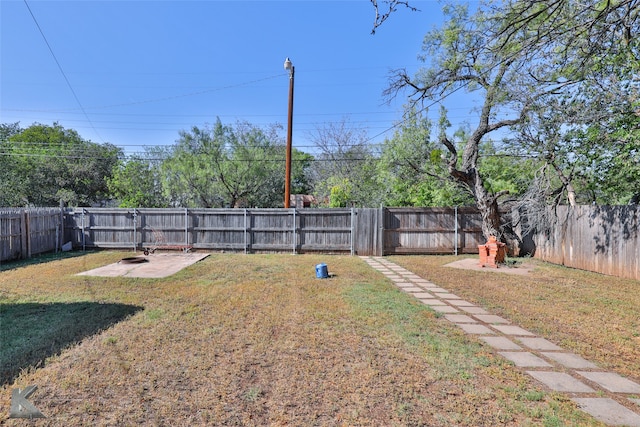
0,208,63,261
65,208,356,254
59,207,483,257
66,207,485,256
534,205,640,280
3,206,638,280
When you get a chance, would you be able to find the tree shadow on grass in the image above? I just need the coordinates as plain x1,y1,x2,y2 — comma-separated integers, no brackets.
0,301,142,386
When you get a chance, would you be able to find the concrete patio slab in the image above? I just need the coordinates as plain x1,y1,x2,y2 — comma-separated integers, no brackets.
491,325,536,336
577,372,640,393
517,337,563,351
573,398,640,427
443,314,477,324
527,371,595,393
473,314,510,324
457,324,495,335
428,287,450,293
498,351,553,367
541,352,598,369
77,252,210,278
480,336,522,350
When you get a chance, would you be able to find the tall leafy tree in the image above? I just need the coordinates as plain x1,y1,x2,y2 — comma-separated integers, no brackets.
108,148,170,208
162,119,309,208
375,0,639,247
1,122,121,206
309,118,382,207
378,107,472,207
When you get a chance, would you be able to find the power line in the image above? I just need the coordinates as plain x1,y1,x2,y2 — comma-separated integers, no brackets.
22,0,104,142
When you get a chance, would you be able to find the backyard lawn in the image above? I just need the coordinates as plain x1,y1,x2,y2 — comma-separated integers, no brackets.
390,255,640,382
0,251,614,426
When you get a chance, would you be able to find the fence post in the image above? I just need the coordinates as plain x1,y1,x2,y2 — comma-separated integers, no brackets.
379,206,385,257
244,209,248,254
184,208,189,248
81,209,86,252
454,206,458,256
20,210,28,259
132,209,138,252
350,208,355,256
292,208,297,254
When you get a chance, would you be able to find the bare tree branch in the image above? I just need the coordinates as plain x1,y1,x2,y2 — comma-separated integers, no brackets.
370,0,419,34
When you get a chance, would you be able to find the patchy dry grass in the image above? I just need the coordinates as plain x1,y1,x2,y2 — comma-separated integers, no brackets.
390,255,640,382
0,252,601,426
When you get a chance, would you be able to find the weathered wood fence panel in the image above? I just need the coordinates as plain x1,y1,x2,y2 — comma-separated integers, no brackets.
62,208,356,254
534,205,640,280
354,208,383,256
4,206,640,280
383,207,484,254
0,208,61,261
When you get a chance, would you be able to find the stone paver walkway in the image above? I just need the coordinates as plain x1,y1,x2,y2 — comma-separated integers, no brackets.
361,256,640,427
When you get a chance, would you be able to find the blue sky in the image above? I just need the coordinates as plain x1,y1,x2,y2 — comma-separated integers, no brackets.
1,1,471,155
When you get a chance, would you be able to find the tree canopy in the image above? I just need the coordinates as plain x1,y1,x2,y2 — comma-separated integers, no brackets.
1,122,121,206
376,0,640,245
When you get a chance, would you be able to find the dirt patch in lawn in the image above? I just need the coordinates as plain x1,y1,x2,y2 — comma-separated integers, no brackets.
445,257,536,275
0,252,595,426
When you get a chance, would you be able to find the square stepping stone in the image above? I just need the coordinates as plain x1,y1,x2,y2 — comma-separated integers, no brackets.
573,398,640,427
527,371,595,393
444,314,477,324
480,336,522,350
394,282,415,288
517,337,563,351
430,305,459,314
447,299,476,307
411,292,434,299
473,314,510,324
419,298,448,306
437,293,462,300
577,372,640,393
457,324,495,335
491,325,536,336
401,287,424,292
429,287,450,293
540,352,598,369
459,306,489,315
498,351,553,367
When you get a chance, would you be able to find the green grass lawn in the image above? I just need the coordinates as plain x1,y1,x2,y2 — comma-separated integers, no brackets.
0,251,602,426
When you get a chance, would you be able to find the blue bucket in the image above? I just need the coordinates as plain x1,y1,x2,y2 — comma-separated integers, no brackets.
315,263,329,279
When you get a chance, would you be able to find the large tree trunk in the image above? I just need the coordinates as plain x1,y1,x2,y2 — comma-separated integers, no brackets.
468,168,523,255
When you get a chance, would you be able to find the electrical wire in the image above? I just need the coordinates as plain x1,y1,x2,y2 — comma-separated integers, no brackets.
22,0,104,143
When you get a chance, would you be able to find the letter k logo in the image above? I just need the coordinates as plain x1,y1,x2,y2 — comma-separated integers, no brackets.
9,385,45,419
